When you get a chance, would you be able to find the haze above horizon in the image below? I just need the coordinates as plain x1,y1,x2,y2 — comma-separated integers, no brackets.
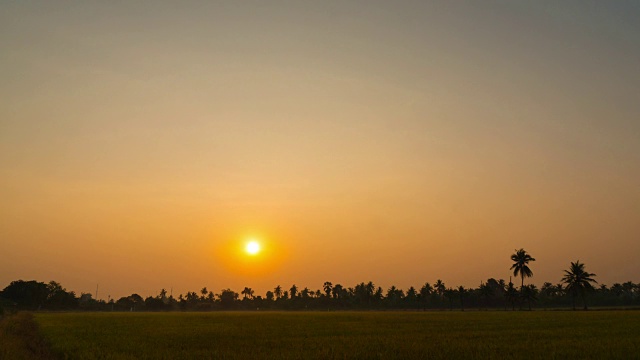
1,1,639,299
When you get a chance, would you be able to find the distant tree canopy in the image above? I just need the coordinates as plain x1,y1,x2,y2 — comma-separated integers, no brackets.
1,254,638,312
0,280,77,310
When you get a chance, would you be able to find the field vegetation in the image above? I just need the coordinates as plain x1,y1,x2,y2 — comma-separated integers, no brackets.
33,311,640,359
0,312,53,360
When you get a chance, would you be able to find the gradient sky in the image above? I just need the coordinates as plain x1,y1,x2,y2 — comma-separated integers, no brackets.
1,1,639,299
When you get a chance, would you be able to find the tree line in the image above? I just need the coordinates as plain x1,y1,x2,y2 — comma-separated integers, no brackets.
2,250,638,314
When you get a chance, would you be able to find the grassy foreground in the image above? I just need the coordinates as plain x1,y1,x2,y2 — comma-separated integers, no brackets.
0,312,53,360
35,311,640,359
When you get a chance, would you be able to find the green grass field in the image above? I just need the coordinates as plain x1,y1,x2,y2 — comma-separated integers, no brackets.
31,311,640,359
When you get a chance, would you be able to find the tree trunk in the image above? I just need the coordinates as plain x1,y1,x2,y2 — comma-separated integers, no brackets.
520,275,525,310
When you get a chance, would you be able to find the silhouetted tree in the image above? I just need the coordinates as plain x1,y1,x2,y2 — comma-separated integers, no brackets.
274,285,282,299
5,271,637,312
115,294,145,311
374,287,384,306
540,282,554,309
323,282,333,298
435,279,446,309
45,281,78,310
265,291,274,302
386,286,404,308
478,282,493,310
1,280,57,310
505,281,518,310
435,280,445,297
510,248,536,295
300,287,312,307
521,284,538,310
159,288,167,301
405,286,418,309
443,288,456,310
218,289,239,309
419,283,433,310
241,287,254,300
457,286,467,311
331,284,343,301
562,260,597,310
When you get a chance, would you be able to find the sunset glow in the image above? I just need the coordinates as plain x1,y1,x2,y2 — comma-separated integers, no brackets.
1,2,639,300
245,240,261,256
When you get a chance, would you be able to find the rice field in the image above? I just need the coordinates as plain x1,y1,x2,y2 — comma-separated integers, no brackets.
31,311,640,359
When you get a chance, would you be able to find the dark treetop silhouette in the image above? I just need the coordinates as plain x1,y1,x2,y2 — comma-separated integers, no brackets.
1,252,637,313
510,248,536,295
562,260,598,310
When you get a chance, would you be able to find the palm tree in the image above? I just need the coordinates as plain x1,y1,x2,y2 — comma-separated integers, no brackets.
540,282,554,309
478,282,493,310
435,279,445,297
289,284,298,299
366,282,375,300
457,286,467,311
241,287,254,300
510,248,536,293
419,283,433,311
521,284,538,310
562,260,597,310
443,288,455,310
435,279,445,308
331,284,341,299
323,282,333,298
504,281,519,310
274,285,282,300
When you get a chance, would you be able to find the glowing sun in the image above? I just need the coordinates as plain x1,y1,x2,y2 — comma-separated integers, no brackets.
245,240,261,255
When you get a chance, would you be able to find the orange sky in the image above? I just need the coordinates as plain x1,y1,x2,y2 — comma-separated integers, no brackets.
1,2,639,299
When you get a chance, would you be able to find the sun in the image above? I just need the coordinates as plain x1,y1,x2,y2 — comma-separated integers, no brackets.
245,240,261,255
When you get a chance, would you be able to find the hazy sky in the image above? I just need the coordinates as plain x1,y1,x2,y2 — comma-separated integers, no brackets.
1,1,639,299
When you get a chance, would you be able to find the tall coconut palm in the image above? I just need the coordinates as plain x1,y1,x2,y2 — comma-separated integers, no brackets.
274,285,282,299
510,248,536,292
562,260,597,310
